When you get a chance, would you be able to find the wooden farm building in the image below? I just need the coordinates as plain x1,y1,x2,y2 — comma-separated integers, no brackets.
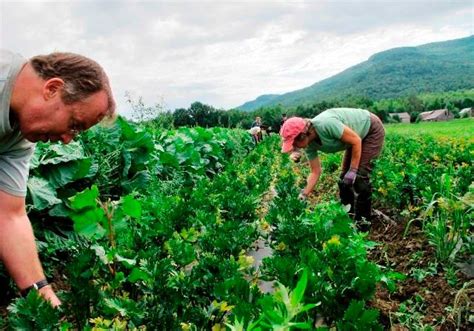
418,109,453,122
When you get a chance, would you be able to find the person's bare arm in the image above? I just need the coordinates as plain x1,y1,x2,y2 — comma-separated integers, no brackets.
0,189,60,306
302,156,322,196
340,125,362,170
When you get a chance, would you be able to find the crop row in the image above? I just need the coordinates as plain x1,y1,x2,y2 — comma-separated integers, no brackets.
2,120,472,329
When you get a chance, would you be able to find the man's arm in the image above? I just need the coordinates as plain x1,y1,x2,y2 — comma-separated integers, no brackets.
0,189,60,306
302,156,322,196
340,125,362,170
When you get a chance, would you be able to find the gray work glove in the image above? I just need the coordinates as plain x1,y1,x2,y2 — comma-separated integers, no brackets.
343,168,358,185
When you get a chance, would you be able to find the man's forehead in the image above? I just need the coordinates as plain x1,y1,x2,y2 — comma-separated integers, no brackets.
73,91,109,126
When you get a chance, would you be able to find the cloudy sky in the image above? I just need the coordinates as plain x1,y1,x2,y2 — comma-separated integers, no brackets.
1,0,473,117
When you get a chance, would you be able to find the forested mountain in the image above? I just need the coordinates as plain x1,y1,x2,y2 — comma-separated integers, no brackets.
238,36,474,111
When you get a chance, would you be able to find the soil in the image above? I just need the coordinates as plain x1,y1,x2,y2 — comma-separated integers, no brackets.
368,208,473,330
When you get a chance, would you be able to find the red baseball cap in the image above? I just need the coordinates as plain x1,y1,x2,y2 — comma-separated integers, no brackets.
280,117,307,153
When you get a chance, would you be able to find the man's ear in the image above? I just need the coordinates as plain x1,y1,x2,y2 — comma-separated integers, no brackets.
43,78,64,100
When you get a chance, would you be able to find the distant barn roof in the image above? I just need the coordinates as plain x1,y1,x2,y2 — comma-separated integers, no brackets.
419,109,450,120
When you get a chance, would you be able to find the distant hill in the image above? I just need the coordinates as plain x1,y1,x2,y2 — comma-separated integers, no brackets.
237,36,474,111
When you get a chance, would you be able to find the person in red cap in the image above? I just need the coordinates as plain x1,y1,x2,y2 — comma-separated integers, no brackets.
280,108,385,229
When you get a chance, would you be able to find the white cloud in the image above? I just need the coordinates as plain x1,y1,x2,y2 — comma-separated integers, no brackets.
1,0,472,117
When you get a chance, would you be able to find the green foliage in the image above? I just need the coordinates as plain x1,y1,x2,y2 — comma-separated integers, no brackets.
262,152,392,325
394,295,436,330
6,291,61,330
27,176,62,211
336,300,382,331
27,140,95,211
228,269,319,330
373,131,473,209
421,175,472,264
9,116,471,329
69,185,107,239
386,117,474,137
153,126,253,183
410,262,438,283
257,270,318,330
70,117,155,201
5,129,277,329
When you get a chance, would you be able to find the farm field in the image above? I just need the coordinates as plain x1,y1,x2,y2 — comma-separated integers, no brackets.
307,118,473,330
0,118,472,330
385,118,474,137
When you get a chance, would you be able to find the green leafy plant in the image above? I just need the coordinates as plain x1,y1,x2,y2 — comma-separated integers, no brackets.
394,295,435,331
258,269,319,330
410,262,438,283
421,174,472,264
227,269,319,330
7,291,61,330
336,300,382,331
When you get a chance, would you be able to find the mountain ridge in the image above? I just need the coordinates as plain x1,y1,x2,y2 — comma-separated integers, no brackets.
237,36,474,111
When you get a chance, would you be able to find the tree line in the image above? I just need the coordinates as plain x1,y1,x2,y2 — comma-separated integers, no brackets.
129,89,473,131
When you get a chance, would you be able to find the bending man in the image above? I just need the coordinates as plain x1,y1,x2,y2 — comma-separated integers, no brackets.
280,108,385,229
0,50,115,306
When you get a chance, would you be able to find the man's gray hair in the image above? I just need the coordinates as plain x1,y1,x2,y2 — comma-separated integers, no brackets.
30,52,116,118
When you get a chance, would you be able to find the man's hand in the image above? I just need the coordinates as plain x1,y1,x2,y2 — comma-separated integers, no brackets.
38,285,61,307
0,190,61,308
343,168,358,185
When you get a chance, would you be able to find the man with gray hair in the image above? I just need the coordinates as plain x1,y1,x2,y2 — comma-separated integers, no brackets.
0,49,116,306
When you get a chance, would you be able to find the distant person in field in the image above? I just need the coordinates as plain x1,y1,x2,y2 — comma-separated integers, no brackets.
250,116,263,142
251,116,262,128
280,108,385,230
248,126,262,144
0,50,116,307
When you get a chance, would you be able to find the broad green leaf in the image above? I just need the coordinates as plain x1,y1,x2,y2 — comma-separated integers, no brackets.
128,268,150,283
43,159,93,188
387,271,407,280
121,171,150,193
104,298,127,317
111,210,128,232
69,186,99,211
27,176,61,210
71,207,106,239
121,195,141,219
48,203,69,217
159,152,179,167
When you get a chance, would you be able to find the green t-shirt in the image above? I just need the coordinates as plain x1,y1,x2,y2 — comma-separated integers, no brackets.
306,108,371,160
0,49,35,197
